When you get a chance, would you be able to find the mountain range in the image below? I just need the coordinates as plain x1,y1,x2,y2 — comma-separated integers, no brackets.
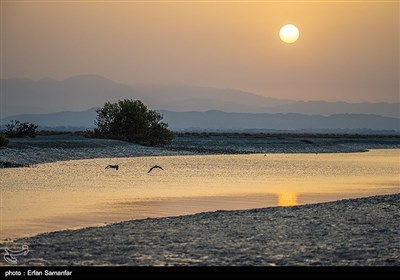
1,74,398,132
1,108,398,132
2,75,399,118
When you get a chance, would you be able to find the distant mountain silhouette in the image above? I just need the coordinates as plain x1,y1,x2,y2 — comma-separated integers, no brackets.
0,108,98,128
2,75,399,118
159,110,399,131
1,109,398,132
272,101,400,118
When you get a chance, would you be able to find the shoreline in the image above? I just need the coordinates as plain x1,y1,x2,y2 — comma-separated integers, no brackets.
1,134,399,167
1,136,399,266
1,150,398,245
2,193,399,266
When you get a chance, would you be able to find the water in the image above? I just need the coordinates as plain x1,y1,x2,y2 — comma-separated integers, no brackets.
1,149,399,241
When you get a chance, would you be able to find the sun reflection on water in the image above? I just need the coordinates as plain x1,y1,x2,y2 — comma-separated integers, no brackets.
278,192,298,206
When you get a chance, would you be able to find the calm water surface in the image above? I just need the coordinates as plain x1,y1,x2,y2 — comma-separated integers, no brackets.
1,149,399,241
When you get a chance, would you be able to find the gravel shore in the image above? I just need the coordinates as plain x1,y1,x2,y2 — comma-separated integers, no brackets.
1,134,399,167
2,194,399,266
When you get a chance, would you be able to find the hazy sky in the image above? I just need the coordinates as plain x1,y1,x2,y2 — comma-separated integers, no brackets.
1,1,399,102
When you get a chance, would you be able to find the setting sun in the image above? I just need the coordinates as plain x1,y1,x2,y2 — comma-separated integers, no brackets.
1,0,398,268
279,24,300,44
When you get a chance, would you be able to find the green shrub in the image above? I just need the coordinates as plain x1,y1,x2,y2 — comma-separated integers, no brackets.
0,134,9,147
5,120,38,138
95,99,174,146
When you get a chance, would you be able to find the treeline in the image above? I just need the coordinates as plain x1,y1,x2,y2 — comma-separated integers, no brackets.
176,131,400,139
1,99,175,148
1,120,39,147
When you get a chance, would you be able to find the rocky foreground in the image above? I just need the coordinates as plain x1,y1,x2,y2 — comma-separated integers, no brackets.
2,194,399,266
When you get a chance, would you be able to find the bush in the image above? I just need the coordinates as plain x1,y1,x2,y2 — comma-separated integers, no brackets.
5,120,39,138
95,99,174,146
0,134,9,147
81,129,100,138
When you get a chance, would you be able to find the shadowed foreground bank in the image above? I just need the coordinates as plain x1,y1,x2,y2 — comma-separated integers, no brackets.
2,194,399,266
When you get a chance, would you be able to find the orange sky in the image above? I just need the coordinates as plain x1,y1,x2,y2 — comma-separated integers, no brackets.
1,1,398,102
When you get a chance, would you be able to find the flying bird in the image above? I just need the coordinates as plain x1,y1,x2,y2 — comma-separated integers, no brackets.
105,164,119,170
147,165,164,173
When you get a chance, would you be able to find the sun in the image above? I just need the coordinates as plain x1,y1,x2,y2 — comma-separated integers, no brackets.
279,24,299,44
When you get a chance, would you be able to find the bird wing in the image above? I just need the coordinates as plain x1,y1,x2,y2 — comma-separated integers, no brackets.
147,165,164,173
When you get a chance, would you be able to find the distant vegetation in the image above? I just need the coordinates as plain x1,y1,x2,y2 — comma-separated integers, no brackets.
36,130,76,136
0,134,9,147
87,99,174,146
5,120,38,138
175,131,400,139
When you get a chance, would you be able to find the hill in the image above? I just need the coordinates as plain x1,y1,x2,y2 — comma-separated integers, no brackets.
2,75,398,118
1,109,398,132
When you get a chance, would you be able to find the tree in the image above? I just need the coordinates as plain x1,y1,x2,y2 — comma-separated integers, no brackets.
5,120,38,138
95,99,174,146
